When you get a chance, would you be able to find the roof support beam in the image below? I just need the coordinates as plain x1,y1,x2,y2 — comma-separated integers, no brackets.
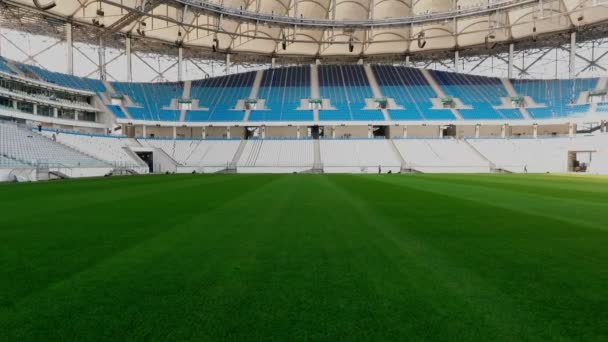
66,22,74,75
98,35,106,81
126,36,133,82
570,31,576,79
101,0,167,35
508,42,514,78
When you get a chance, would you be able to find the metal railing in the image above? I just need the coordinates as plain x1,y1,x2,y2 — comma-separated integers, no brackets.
177,0,535,29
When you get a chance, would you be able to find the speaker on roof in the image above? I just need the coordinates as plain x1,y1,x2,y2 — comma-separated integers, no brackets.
33,0,56,10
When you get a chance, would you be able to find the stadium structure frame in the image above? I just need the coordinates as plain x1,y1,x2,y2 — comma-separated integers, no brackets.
0,0,608,82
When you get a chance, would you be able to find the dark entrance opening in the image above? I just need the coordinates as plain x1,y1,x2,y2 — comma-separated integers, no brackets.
136,151,153,173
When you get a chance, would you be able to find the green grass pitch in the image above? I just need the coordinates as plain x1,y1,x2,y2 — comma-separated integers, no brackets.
1,174,607,340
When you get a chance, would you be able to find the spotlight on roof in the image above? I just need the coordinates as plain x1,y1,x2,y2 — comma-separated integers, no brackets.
417,32,426,49
33,0,56,10
97,9,105,17
348,37,354,53
577,15,584,22
212,37,219,52
282,34,287,50
485,33,497,50
532,26,537,42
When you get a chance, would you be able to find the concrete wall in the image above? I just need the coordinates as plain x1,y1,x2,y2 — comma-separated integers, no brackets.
265,126,300,138
406,125,441,137
332,125,370,138
456,125,476,138
511,125,535,137
538,124,569,136
479,125,503,137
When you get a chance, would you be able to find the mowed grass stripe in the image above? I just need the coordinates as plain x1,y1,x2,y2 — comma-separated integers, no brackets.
371,174,608,232
0,175,281,309
330,175,608,340
0,174,607,340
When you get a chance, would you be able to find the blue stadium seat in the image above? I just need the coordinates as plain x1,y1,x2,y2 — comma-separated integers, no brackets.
189,71,255,122
106,105,127,119
372,65,457,120
512,78,597,118
257,66,311,121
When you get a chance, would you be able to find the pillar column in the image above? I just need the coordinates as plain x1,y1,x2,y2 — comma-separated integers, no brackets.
454,50,460,73
126,36,132,82
98,36,106,81
143,125,147,137
368,126,372,138
403,126,407,138
173,126,177,139
475,124,480,138
533,123,538,138
405,55,410,67
501,124,507,138
53,107,58,118
331,126,336,138
439,126,443,138
225,54,231,75
297,126,301,139
569,123,574,137
33,104,38,116
227,126,231,139
261,126,265,139
570,32,577,79
271,57,276,68
178,47,183,82
66,22,74,75
508,43,514,79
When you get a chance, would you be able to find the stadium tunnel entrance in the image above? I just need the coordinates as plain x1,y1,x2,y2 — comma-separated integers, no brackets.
373,126,389,138
135,151,153,173
568,151,595,172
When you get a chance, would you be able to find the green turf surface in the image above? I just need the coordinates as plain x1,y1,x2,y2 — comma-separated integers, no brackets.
1,174,607,340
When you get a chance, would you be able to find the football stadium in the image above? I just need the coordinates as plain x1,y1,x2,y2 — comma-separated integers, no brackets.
0,0,607,339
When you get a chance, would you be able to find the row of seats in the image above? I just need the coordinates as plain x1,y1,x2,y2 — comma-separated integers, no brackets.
251,66,312,121
3,126,608,174
373,65,455,120
39,130,145,169
2,55,604,122
513,78,597,119
0,56,15,75
187,71,256,122
0,123,108,167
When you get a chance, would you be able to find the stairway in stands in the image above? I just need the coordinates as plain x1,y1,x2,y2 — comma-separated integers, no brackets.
363,64,391,120
227,139,248,171
420,69,463,120
312,139,323,172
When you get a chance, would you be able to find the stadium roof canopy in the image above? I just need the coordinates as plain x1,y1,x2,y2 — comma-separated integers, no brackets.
2,0,608,61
